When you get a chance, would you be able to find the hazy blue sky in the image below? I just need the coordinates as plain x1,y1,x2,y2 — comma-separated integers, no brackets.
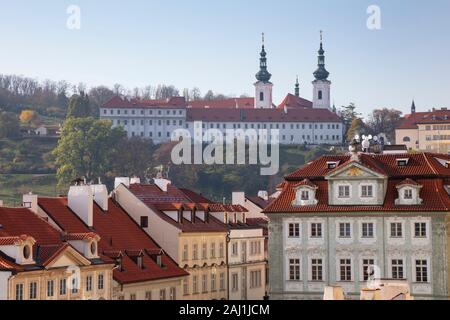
0,0,449,117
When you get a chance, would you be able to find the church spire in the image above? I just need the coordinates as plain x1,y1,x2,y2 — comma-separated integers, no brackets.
411,99,416,114
255,33,272,83
295,76,300,97
313,30,330,81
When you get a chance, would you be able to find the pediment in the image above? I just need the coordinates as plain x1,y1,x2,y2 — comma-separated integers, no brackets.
326,162,386,180
44,245,91,269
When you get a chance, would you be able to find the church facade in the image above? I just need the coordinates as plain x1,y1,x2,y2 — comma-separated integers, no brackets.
100,35,344,145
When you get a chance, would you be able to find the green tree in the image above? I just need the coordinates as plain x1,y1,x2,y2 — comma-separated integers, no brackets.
66,92,91,118
346,117,367,142
366,108,403,142
339,103,361,141
0,111,20,139
53,117,126,185
112,137,156,178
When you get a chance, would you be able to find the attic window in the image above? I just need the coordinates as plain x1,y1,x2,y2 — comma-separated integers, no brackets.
327,161,339,169
396,158,409,167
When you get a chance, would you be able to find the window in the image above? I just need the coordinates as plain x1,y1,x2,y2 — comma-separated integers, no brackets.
361,185,373,198
210,243,216,258
59,279,67,296
390,223,403,237
339,259,352,281
145,291,152,300
47,280,54,297
130,293,136,300
15,284,24,300
231,273,239,292
182,244,189,261
404,189,413,199
193,276,198,294
211,273,216,291
29,282,37,300
301,190,309,201
219,272,225,291
71,277,79,294
202,274,208,293
362,223,374,238
250,270,262,288
193,244,198,260
338,185,350,198
414,222,427,238
288,223,300,238
231,242,238,256
183,279,189,295
250,241,261,255
339,223,351,238
289,258,301,281
318,90,323,100
403,136,411,142
311,223,322,238
415,260,428,283
170,287,176,300
259,92,264,101
392,259,404,279
98,274,104,290
202,243,207,259
311,259,323,281
86,275,92,292
159,289,166,300
362,259,375,281
219,242,224,258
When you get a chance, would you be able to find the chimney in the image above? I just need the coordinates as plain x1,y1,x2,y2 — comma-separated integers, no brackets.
114,177,130,189
91,184,108,211
154,178,171,192
68,185,94,227
130,177,141,185
23,192,38,214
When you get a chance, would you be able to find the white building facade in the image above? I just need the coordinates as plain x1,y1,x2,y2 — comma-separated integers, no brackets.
265,152,450,300
100,36,344,145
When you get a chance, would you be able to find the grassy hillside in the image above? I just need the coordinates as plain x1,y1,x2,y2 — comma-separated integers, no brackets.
0,174,68,207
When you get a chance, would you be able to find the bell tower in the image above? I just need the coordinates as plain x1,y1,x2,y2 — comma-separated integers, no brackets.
254,33,273,109
312,31,331,109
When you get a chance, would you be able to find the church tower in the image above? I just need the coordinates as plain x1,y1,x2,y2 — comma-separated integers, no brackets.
411,100,416,114
254,33,273,109
295,76,300,97
312,31,331,109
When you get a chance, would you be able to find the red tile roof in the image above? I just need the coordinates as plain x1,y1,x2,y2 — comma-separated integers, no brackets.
397,109,450,129
246,196,276,209
188,98,255,109
186,107,341,123
0,207,106,271
102,96,186,109
264,152,450,214
277,94,313,109
37,197,188,284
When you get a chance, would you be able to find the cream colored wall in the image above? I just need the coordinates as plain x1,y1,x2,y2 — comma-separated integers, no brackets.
8,265,112,300
229,263,266,300
179,233,228,300
395,128,418,150
114,277,184,300
114,184,181,261
417,124,450,153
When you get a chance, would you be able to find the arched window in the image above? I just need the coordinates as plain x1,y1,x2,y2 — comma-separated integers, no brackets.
403,136,411,142
259,92,264,101
318,90,323,100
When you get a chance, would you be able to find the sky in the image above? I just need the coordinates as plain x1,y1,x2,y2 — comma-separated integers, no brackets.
0,0,449,117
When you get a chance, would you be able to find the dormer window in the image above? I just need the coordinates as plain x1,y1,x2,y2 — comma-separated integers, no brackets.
90,242,97,256
396,158,409,167
395,179,422,205
23,244,31,260
361,185,374,198
292,179,318,206
137,255,144,269
327,161,339,169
